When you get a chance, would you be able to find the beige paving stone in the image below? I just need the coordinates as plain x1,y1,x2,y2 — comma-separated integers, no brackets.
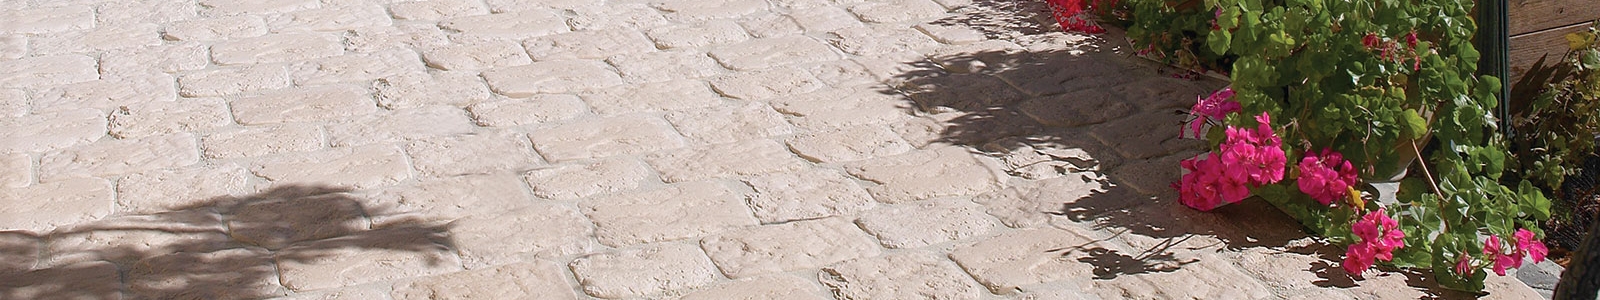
225,190,369,250
524,157,655,200
737,13,803,38
605,50,727,83
0,261,122,299
528,114,686,161
178,65,291,98
325,105,475,147
915,23,986,45
420,37,531,70
568,4,671,32
467,95,590,127
664,101,794,144
0,178,113,233
820,251,985,300
377,71,493,109
109,98,232,139
645,20,751,49
362,174,533,226
708,36,838,71
344,24,450,53
971,175,1113,228
41,210,231,267
770,87,911,131
231,85,378,125
1087,253,1272,299
266,5,393,32
582,181,757,247
392,261,579,300
249,144,411,189
290,48,425,85
0,89,21,117
790,6,865,33
1089,110,1191,160
855,199,1000,248
482,60,624,96
404,131,544,177
0,35,22,60
522,29,656,61
848,0,947,23
829,24,940,56
98,0,201,26
450,204,593,268
645,139,811,183
439,11,570,40
200,0,321,16
1019,88,1138,127
0,109,105,154
0,55,98,89
947,228,1104,293
701,217,880,278
39,133,200,181
569,242,720,299
28,23,163,55
127,248,289,299
845,146,1000,203
0,231,40,274
0,6,94,34
116,163,256,214
710,68,826,100
993,56,1136,97
484,0,594,12
651,0,768,22
35,73,177,113
742,168,874,223
100,42,212,79
772,0,853,9
211,33,344,65
272,285,394,300
202,124,325,159
276,228,463,291
677,274,831,300
787,126,913,163
389,0,489,20
164,15,270,41
1108,153,1191,195
0,153,28,188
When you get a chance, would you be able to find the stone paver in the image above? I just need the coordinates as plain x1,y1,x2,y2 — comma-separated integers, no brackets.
569,242,720,299
581,181,757,247
0,0,1548,299
742,168,875,223
820,251,985,300
700,217,882,278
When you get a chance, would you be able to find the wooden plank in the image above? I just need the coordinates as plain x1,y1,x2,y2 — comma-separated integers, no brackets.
1510,23,1590,85
1509,0,1600,35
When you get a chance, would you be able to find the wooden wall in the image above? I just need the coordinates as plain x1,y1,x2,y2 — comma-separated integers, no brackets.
1508,0,1600,82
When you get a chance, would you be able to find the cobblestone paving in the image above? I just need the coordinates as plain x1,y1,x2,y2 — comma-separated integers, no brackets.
0,0,1545,299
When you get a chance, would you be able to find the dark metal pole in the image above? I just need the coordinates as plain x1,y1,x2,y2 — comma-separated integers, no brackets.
1476,0,1512,136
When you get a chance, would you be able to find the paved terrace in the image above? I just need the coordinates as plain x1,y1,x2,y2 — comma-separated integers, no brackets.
0,0,1547,299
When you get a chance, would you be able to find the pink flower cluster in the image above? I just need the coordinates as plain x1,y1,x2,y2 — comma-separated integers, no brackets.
1482,229,1550,276
1177,112,1286,211
1343,208,1406,275
1187,87,1241,138
1045,0,1108,34
1297,148,1359,205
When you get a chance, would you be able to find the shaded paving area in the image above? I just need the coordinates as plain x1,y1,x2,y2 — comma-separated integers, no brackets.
0,0,1543,299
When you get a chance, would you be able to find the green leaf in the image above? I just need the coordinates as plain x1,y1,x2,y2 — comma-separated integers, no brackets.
1208,29,1233,54
1400,109,1428,140
1582,49,1600,70
1518,180,1552,220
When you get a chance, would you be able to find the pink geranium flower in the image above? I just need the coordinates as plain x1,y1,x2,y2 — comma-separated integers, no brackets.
1297,148,1359,205
1175,112,1286,211
1515,228,1549,263
1187,88,1241,138
1343,208,1405,275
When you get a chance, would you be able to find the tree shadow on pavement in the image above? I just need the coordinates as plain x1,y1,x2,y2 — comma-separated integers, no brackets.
0,185,457,299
